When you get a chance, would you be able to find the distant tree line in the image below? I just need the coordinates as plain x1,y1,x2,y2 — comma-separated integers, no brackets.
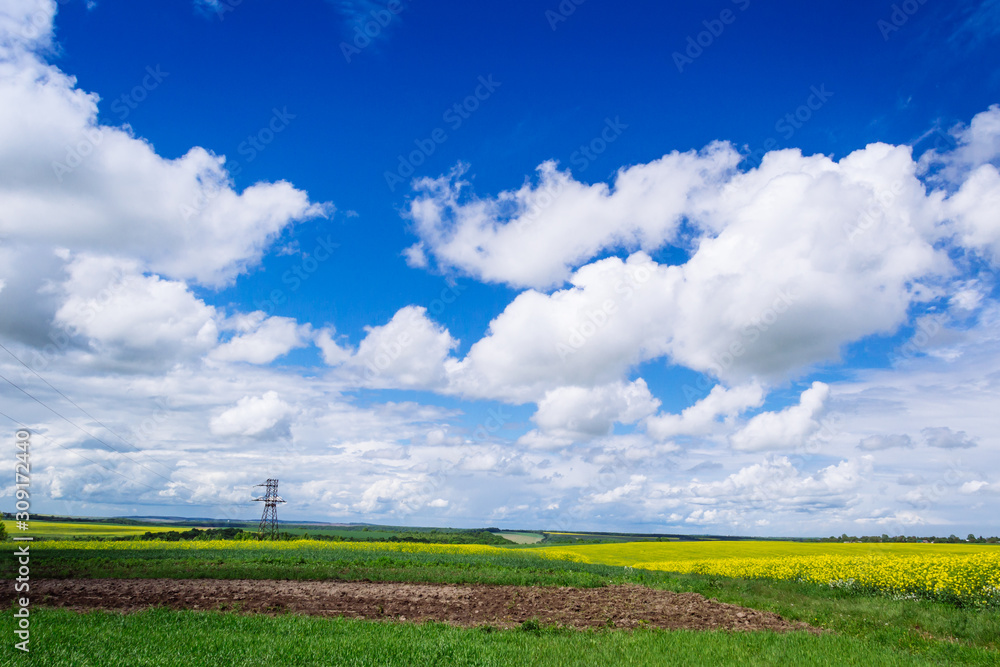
296,529,510,546
59,527,511,545
811,533,999,544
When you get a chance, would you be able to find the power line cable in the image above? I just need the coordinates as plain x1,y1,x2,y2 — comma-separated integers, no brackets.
0,407,164,494
0,341,175,473
0,370,177,485
0,407,250,513
0,355,283,516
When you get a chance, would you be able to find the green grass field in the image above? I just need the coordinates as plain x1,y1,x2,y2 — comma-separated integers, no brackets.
7,540,998,665
11,607,968,667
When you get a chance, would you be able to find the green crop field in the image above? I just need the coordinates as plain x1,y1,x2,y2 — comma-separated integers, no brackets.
16,607,966,667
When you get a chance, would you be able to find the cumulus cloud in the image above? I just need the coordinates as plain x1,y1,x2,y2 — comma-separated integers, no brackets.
434,138,965,392
446,253,671,402
945,164,1000,263
646,382,764,440
354,476,445,515
919,104,1000,185
405,143,738,290
922,105,1000,264
209,391,296,438
589,474,646,504
314,327,353,366
730,382,830,452
53,255,218,367
526,379,660,444
959,478,1000,494
343,306,459,389
211,315,312,365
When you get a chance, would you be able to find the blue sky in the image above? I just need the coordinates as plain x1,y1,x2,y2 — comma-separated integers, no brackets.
1,0,1000,536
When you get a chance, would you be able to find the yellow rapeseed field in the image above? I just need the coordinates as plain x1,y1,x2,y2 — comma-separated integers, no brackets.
537,541,1000,605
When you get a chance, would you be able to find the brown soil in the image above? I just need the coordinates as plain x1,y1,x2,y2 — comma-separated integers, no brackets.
20,579,819,632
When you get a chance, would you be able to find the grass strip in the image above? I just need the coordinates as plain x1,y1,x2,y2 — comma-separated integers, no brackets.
8,607,967,667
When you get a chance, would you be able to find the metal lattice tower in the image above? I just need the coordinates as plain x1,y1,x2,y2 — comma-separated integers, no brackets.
252,478,286,540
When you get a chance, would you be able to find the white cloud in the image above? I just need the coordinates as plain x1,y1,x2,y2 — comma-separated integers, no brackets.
730,382,829,452
193,0,223,12
405,143,738,290
919,104,1000,185
945,164,1000,263
345,306,458,389
211,316,311,365
589,474,646,504
528,379,660,443
355,476,442,515
314,327,353,366
646,382,764,440
209,390,296,438
0,0,56,52
438,140,960,394
921,426,978,449
855,510,926,527
959,480,991,494
53,255,218,366
447,253,671,402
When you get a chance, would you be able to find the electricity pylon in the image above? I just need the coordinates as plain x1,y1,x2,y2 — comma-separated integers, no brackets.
252,478,286,540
